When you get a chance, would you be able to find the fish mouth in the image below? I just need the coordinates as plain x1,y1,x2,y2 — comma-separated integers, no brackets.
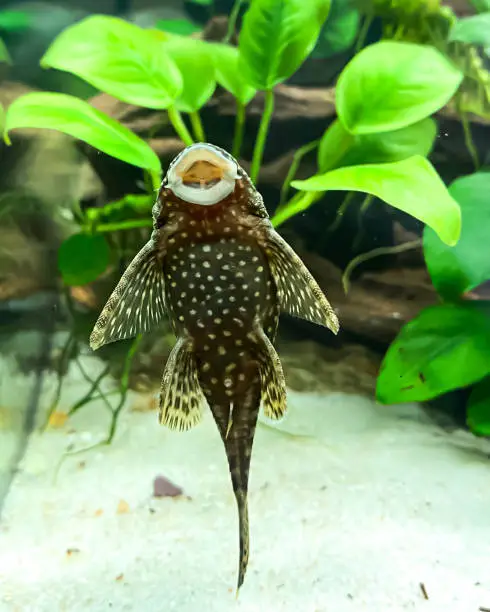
166,143,239,206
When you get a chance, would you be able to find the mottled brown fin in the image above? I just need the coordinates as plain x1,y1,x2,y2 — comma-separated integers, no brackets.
255,327,287,421
264,230,340,334
159,337,205,431
90,239,166,350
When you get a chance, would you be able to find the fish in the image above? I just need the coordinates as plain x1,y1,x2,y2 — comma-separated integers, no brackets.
89,143,339,594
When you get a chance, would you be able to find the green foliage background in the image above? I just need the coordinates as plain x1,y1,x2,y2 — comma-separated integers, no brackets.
2,0,490,439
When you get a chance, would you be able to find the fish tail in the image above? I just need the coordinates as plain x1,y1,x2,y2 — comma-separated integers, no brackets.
235,487,249,597
226,434,253,597
221,385,260,596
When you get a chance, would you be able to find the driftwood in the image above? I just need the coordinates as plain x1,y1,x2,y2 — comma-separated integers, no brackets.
296,250,438,346
0,43,485,349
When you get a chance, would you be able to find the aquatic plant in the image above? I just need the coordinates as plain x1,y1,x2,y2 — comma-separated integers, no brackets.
377,171,490,437
0,35,10,130
1,0,489,438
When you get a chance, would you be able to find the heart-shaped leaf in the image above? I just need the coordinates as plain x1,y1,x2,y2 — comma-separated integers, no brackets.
0,9,31,31
0,37,10,63
467,376,490,436
376,302,490,404
58,233,111,286
292,155,461,246
469,0,490,12
318,117,437,172
239,0,331,90
41,15,183,109
4,92,161,173
424,172,490,300
450,14,490,47
210,43,257,106
336,41,463,134
164,36,216,113
312,0,359,58
156,19,202,36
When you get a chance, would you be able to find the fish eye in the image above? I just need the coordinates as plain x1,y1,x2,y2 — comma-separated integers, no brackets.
166,143,239,206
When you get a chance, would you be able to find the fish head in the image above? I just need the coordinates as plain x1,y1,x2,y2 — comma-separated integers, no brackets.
154,143,270,226
164,143,240,206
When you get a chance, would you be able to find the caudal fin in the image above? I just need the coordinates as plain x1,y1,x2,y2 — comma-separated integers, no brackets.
218,378,261,596
212,321,288,594
234,487,249,596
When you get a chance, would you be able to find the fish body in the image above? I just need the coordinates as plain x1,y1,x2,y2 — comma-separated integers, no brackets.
90,143,339,593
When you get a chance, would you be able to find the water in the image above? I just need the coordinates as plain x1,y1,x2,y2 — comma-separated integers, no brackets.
1,1,490,610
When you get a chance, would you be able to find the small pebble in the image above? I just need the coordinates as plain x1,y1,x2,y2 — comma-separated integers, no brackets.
153,475,184,498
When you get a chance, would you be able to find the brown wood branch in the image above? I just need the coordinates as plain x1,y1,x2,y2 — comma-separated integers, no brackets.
213,84,490,126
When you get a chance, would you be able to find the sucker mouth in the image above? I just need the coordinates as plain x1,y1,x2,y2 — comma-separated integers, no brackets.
167,143,239,206
180,160,224,189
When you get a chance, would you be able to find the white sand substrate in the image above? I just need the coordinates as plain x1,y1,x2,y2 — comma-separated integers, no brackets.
1,355,490,612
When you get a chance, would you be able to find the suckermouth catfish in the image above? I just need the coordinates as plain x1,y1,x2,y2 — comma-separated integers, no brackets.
90,143,339,594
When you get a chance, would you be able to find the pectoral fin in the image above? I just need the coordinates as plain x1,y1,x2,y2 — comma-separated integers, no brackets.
159,337,205,431
90,238,166,350
263,229,339,334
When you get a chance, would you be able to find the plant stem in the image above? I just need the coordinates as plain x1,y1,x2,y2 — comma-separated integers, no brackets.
232,101,246,159
189,111,206,142
250,89,274,184
167,106,194,146
224,0,245,43
86,219,153,234
148,169,162,193
327,191,356,233
360,193,374,213
352,194,375,251
461,111,480,170
68,361,112,416
42,332,76,430
342,239,422,294
279,139,320,209
356,14,373,52
271,191,320,228
106,334,142,444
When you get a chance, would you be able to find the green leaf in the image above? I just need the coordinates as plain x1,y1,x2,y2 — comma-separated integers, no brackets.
86,194,153,225
0,9,31,32
336,41,464,135
4,92,161,174
469,0,490,12
318,117,437,173
41,15,183,109
0,103,4,133
209,43,257,106
376,302,490,404
0,37,10,63
292,155,461,246
58,233,111,286
238,0,331,90
450,14,490,47
155,19,202,36
164,36,216,113
467,377,490,436
312,0,359,59
423,172,490,300
317,119,355,172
